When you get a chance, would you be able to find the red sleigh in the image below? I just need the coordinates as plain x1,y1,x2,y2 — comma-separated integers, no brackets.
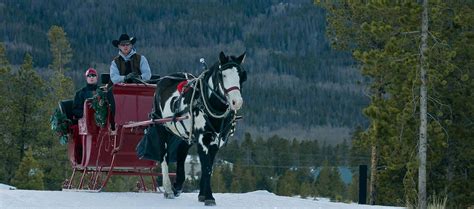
59,82,182,192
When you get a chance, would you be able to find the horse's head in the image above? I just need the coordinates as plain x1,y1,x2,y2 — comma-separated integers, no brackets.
213,51,247,111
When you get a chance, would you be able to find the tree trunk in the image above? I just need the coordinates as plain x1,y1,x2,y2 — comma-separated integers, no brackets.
369,142,377,205
418,0,429,208
369,88,383,205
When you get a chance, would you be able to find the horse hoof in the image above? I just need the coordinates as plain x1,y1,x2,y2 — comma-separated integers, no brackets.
172,186,182,197
204,199,216,206
173,189,182,197
198,195,206,202
164,192,175,199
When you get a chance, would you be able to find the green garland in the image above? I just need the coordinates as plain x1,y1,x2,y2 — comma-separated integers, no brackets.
50,108,71,145
91,89,108,128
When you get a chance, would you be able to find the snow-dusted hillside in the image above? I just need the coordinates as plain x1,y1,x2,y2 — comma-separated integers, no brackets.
0,184,403,209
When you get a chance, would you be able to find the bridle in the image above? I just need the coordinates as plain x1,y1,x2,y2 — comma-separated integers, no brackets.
196,61,246,119
215,61,246,96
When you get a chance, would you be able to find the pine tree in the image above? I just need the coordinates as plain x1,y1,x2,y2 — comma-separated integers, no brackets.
0,42,16,183
10,53,48,165
48,25,72,75
39,25,75,190
240,167,256,192
276,169,297,196
230,161,244,193
296,168,313,198
299,182,313,199
330,167,347,202
314,160,346,201
211,165,226,193
348,174,359,203
11,148,45,190
47,25,75,102
315,160,332,198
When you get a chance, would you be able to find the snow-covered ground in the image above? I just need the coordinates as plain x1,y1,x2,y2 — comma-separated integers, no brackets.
0,184,404,209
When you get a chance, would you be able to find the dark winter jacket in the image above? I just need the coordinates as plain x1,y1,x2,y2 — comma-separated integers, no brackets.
72,84,98,119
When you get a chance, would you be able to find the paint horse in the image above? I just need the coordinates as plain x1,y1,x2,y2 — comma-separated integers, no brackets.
152,51,247,206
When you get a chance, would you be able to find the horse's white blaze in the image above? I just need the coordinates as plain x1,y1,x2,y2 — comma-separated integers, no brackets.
221,67,243,111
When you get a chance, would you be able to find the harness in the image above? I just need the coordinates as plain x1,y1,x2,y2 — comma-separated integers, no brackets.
165,61,243,146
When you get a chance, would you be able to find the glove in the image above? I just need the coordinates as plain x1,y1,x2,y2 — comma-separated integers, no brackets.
124,72,139,82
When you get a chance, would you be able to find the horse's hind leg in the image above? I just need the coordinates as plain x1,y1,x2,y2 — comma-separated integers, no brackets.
173,141,191,197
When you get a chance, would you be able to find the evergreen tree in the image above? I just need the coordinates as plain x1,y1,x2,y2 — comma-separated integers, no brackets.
39,25,75,190
299,182,313,199
276,169,297,197
315,161,333,198
240,167,256,192
348,174,359,203
221,164,234,192
47,25,75,102
230,161,243,193
315,160,346,201
48,25,72,75
211,165,226,193
295,168,313,198
10,53,47,167
330,167,347,202
11,148,45,190
0,43,16,183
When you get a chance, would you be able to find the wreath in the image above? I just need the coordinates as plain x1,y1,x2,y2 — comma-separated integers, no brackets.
50,108,71,145
91,89,108,128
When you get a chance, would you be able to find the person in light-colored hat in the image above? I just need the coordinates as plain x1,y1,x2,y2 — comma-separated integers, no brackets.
72,68,98,118
109,33,151,83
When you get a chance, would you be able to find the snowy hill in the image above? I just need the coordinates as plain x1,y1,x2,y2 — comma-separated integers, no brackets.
0,186,404,209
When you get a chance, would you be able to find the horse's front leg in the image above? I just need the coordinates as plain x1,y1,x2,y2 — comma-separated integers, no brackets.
197,142,218,206
161,158,174,199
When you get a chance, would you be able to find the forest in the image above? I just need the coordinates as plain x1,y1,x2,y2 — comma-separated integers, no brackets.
1,1,473,208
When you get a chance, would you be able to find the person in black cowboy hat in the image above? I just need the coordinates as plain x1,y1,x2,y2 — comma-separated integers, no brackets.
110,33,151,83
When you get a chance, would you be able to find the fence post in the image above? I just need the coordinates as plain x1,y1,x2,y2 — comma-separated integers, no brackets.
359,165,367,204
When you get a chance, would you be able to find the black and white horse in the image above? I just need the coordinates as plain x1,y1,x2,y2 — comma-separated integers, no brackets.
152,51,247,206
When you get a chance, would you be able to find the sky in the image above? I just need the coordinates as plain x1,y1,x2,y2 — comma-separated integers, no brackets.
0,184,405,209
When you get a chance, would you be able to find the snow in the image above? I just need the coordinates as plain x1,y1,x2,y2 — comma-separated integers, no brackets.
0,188,404,209
0,183,16,190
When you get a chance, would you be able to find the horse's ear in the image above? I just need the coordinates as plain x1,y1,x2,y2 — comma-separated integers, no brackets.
219,51,227,64
236,52,246,64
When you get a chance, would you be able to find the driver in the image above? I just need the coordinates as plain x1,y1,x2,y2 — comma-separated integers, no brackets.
110,33,151,83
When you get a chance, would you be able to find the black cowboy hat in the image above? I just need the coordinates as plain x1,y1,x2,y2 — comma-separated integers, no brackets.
112,34,137,47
